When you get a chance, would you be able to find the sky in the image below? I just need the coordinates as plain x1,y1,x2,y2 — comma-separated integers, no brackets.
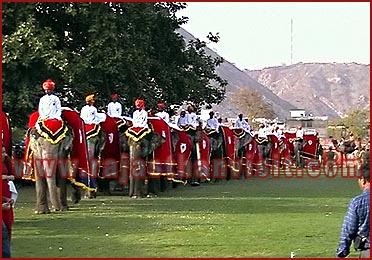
176,2,370,70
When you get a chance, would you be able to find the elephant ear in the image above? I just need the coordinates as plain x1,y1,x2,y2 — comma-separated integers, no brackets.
149,133,165,152
60,130,74,153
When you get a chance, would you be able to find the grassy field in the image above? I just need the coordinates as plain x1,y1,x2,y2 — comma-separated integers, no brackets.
11,171,361,258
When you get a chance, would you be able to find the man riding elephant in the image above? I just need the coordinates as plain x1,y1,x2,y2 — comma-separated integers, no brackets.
80,94,107,197
204,111,223,181
125,99,164,198
26,79,72,213
255,123,272,168
155,103,170,124
181,104,202,186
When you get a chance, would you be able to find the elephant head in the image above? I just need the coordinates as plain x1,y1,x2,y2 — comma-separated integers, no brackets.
234,131,254,158
204,131,224,159
256,139,272,160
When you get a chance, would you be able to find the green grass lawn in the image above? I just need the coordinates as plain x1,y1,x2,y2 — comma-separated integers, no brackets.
11,171,361,258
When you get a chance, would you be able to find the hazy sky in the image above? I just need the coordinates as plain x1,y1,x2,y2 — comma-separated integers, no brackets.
177,2,370,70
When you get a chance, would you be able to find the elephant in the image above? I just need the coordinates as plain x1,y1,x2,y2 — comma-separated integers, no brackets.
204,128,224,182
27,122,74,214
125,127,165,198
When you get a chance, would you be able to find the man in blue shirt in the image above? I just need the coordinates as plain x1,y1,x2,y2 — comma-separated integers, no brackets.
336,158,370,258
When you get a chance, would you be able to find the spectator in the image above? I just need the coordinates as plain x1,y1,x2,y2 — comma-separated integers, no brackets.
336,159,370,258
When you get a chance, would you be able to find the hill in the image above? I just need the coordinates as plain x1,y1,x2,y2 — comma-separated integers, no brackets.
246,62,370,119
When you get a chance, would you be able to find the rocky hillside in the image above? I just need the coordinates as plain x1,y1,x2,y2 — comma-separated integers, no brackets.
178,28,297,119
245,63,370,119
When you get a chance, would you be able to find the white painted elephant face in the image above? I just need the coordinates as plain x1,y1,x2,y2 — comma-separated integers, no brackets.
29,128,73,159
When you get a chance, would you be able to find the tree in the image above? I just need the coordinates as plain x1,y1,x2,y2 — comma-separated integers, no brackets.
2,2,227,128
231,88,276,120
328,109,370,140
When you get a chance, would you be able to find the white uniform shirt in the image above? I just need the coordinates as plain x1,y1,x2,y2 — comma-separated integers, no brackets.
296,129,304,139
38,94,62,120
132,109,148,128
257,127,268,138
80,105,107,124
107,101,122,118
177,115,187,127
275,129,284,139
155,111,170,123
235,119,251,133
185,112,199,128
206,117,220,130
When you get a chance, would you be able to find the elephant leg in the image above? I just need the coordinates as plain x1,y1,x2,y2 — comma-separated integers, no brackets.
46,176,61,211
71,184,82,204
147,175,161,197
57,177,68,211
35,177,50,214
129,176,144,198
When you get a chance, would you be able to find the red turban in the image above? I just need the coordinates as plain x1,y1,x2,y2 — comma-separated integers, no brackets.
135,99,145,108
111,93,119,100
157,103,165,109
42,79,56,90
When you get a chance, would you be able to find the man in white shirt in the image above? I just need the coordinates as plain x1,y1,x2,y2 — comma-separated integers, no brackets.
274,126,285,140
185,105,199,128
235,113,251,133
155,103,170,123
107,93,122,118
206,111,219,131
177,110,187,128
132,99,148,128
257,123,268,139
296,125,304,140
80,94,107,124
38,79,62,120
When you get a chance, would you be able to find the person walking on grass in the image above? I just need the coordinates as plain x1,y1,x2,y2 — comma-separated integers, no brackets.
336,158,370,258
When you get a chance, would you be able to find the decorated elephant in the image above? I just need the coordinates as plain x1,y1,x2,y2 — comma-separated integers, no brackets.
24,110,92,213
125,123,165,198
204,128,224,181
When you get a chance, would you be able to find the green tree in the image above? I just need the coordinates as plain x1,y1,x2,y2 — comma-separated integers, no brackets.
231,88,276,120
328,109,370,140
2,2,226,128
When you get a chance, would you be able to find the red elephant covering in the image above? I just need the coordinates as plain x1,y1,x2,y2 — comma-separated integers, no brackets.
195,132,211,180
303,133,319,159
283,131,296,154
220,126,238,175
147,117,175,177
174,129,193,178
245,137,259,172
280,137,293,165
267,134,280,166
1,111,12,156
61,109,90,175
100,116,121,161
